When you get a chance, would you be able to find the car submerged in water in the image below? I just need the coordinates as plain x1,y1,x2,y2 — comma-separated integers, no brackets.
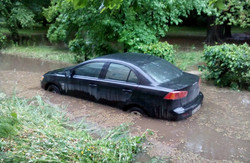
41,53,203,121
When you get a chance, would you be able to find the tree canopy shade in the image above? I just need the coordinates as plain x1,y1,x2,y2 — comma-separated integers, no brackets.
44,0,209,61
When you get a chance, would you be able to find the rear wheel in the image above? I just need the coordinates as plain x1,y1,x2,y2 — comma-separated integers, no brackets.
47,85,60,94
127,107,145,116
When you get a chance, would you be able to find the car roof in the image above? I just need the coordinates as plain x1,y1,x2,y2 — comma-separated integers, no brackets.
97,53,161,67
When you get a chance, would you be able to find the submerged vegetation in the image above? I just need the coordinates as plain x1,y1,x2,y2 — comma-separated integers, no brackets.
0,93,145,162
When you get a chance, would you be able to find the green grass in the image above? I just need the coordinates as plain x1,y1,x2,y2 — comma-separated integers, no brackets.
167,26,250,37
174,50,204,70
1,45,76,63
0,45,205,70
167,26,206,37
0,94,145,162
0,26,47,36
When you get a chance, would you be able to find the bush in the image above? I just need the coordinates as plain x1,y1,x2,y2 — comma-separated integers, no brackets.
202,43,250,90
134,42,175,64
69,38,115,63
0,33,7,49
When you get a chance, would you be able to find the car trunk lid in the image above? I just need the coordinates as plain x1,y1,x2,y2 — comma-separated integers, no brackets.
159,72,200,105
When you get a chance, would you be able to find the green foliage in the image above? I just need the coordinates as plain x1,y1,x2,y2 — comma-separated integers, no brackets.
0,95,144,162
44,0,209,62
134,42,175,64
0,33,7,49
201,43,250,89
0,1,35,30
67,0,123,10
0,0,50,42
210,0,250,28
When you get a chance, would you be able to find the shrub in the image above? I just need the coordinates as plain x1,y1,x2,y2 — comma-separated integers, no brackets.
0,33,7,49
69,38,115,63
134,42,175,64
202,43,250,90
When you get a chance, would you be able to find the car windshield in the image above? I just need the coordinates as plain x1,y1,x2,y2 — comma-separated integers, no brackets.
141,59,183,83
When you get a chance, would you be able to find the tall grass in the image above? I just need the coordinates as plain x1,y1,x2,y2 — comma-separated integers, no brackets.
0,94,144,162
1,45,75,63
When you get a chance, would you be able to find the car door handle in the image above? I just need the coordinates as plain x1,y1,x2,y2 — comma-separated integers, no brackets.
89,83,97,87
122,89,132,93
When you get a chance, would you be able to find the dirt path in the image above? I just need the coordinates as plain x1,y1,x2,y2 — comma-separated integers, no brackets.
0,54,249,162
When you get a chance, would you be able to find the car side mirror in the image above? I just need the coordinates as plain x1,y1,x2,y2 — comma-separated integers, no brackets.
65,70,73,78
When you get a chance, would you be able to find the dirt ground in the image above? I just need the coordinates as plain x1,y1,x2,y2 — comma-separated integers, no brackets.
0,54,249,162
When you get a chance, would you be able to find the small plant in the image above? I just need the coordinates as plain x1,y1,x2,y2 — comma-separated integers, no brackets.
0,33,7,49
201,43,250,90
134,42,175,64
0,112,19,138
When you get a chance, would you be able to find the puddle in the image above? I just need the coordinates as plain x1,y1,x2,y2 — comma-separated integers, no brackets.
0,53,249,162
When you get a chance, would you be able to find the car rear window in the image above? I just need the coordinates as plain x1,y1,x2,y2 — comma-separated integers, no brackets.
141,59,182,83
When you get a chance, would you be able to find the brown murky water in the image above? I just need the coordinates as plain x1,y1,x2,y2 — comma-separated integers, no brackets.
0,53,249,162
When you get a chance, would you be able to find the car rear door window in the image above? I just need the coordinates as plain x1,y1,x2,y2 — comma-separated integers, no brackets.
74,62,104,77
105,63,138,83
128,71,138,83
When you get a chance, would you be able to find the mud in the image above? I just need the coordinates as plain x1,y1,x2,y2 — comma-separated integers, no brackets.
0,53,249,162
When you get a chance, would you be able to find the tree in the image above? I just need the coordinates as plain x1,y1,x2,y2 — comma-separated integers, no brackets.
44,0,208,61
0,0,50,43
205,0,250,44
0,0,35,42
67,0,123,10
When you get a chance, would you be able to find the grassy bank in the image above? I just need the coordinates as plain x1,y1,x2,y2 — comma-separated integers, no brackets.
0,45,76,64
0,45,203,70
175,50,204,70
0,93,144,162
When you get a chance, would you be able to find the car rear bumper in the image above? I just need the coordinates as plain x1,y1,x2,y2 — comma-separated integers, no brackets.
167,92,204,121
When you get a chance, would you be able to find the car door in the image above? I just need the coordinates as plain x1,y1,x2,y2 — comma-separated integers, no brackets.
96,62,139,108
66,62,105,99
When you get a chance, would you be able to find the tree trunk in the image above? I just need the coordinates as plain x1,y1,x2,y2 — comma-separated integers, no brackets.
224,24,232,38
9,26,20,44
42,18,48,27
205,16,223,45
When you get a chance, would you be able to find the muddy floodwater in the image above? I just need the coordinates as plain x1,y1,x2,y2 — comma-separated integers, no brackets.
0,53,249,162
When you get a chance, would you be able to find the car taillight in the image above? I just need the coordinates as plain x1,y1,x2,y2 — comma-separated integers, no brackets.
164,91,188,100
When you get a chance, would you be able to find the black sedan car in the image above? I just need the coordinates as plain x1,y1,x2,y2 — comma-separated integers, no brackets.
41,53,203,121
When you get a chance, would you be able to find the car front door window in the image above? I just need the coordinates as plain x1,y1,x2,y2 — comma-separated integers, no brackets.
74,62,105,77
67,62,104,99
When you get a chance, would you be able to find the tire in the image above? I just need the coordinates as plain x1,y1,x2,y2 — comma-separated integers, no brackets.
47,85,60,94
127,107,146,116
